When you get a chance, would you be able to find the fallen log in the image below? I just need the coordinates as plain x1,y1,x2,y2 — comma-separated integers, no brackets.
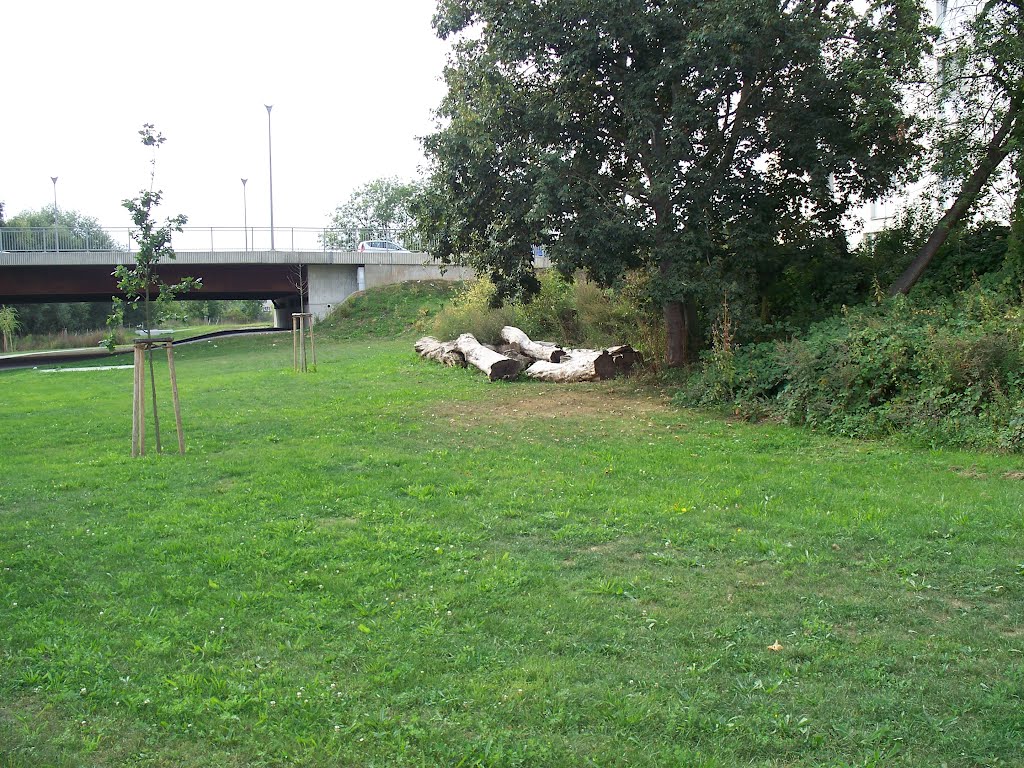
500,326,565,362
454,333,522,381
606,344,643,374
526,349,615,382
496,343,537,368
414,336,467,368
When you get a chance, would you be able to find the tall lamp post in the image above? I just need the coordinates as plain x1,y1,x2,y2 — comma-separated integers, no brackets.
241,178,249,251
50,176,59,252
265,104,275,251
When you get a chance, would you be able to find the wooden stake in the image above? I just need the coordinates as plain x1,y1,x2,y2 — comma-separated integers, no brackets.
166,341,185,454
308,317,317,369
131,343,142,457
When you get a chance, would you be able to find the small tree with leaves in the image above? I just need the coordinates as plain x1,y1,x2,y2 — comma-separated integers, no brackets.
0,305,19,353
107,124,201,454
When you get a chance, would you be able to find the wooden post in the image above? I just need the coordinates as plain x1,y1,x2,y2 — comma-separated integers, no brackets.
292,313,299,370
292,312,314,372
166,341,185,454
308,316,317,369
133,342,149,456
132,341,145,457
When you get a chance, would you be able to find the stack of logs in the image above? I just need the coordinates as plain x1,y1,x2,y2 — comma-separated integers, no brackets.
415,326,642,383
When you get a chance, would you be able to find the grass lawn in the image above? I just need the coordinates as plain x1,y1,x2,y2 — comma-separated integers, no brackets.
1,288,1022,766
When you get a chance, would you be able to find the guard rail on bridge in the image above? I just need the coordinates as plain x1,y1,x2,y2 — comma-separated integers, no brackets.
0,226,425,254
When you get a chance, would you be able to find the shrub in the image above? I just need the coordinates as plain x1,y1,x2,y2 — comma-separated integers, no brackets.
679,285,1024,451
431,270,663,361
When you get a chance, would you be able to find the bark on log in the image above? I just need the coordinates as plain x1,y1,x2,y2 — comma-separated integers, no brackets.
606,344,643,374
454,333,522,381
500,326,566,362
414,337,467,368
527,349,616,382
496,343,536,368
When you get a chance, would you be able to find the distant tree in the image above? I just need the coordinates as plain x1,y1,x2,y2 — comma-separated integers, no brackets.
889,0,1023,295
323,177,422,250
0,209,119,335
0,202,5,226
419,0,931,365
1,208,120,251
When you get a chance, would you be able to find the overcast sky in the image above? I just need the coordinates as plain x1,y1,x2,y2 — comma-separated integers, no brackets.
1,1,451,236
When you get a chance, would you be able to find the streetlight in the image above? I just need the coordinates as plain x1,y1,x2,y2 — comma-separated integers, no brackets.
265,104,275,251
241,178,249,251
51,176,59,252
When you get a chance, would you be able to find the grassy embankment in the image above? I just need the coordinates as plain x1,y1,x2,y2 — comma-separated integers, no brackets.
1,281,1022,767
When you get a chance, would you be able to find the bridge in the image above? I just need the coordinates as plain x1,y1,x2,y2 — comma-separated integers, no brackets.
0,227,483,327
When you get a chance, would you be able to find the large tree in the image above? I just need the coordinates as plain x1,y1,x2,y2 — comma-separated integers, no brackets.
2,209,121,334
889,0,1024,295
418,0,931,364
1,208,120,252
322,177,422,251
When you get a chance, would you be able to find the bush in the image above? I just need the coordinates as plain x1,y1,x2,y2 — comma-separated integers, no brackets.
679,286,1024,451
431,270,663,361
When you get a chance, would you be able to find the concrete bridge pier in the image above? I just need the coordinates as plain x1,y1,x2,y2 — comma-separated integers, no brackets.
271,296,302,328
271,264,362,327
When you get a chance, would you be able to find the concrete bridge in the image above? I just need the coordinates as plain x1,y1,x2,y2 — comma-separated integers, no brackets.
0,227,481,327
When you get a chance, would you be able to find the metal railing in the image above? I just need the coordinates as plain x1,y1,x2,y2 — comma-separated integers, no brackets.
0,227,426,254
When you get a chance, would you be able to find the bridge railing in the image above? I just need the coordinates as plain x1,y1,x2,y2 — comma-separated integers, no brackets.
0,226,427,253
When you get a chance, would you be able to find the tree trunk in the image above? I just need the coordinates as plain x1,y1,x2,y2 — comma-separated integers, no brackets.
525,350,615,382
414,336,467,367
606,345,643,374
453,333,522,381
500,326,565,362
889,96,1021,296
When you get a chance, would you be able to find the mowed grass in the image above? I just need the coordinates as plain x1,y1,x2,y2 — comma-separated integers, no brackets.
1,304,1023,766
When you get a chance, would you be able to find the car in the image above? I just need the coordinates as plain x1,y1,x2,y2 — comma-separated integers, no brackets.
357,240,409,253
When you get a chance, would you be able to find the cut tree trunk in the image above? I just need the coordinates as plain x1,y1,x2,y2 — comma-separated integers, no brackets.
527,349,615,382
454,333,522,381
607,344,643,374
414,336,467,368
500,326,566,362
496,344,536,368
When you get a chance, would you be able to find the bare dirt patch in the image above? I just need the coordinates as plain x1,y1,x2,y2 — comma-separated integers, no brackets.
445,385,672,424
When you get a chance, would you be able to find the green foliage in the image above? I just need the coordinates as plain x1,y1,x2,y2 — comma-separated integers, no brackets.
323,177,422,250
8,302,113,338
1,207,120,251
430,269,665,359
682,284,1024,451
860,207,1011,300
105,124,201,350
0,305,20,352
431,277,523,344
421,0,932,362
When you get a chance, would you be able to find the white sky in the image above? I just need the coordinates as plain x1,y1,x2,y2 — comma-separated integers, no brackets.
1,0,451,234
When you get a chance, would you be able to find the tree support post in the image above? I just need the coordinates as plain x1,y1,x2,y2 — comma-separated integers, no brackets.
292,313,316,372
131,337,185,456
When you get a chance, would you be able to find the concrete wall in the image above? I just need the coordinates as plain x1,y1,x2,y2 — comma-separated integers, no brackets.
363,264,475,289
307,264,360,320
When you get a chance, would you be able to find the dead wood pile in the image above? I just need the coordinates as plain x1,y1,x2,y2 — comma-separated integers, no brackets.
415,326,642,383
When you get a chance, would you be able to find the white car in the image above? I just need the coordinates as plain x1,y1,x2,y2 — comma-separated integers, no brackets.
357,240,409,253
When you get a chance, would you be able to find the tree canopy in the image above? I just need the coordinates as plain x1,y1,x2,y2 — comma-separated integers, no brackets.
889,0,1023,294
418,0,931,363
1,208,120,251
323,177,422,251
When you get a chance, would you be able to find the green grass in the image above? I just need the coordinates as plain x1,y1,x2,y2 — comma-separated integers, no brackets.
1,289,1022,766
